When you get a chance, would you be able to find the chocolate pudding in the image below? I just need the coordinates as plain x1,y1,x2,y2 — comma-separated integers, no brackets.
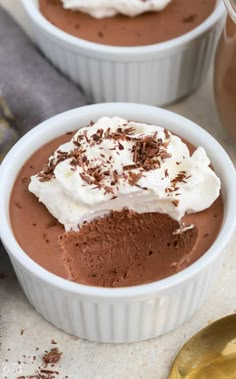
60,211,199,287
39,0,216,46
215,15,236,142
10,119,223,288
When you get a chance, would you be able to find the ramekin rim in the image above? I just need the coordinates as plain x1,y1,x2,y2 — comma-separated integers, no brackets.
21,0,225,55
0,103,235,299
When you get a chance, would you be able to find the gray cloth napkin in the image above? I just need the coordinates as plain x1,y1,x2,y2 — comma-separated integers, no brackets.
0,6,87,161
0,7,87,265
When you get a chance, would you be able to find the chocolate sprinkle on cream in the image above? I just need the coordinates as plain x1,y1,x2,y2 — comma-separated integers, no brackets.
36,121,172,195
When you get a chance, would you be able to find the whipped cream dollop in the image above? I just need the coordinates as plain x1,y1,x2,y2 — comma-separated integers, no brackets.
29,117,221,231
61,0,172,18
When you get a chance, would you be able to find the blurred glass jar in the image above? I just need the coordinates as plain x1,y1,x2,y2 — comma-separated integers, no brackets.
215,0,236,142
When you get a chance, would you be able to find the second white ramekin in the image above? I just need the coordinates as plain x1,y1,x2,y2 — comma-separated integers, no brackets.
21,0,225,105
0,103,235,343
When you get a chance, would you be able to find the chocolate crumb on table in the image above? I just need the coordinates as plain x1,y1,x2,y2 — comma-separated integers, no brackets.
11,346,63,379
43,348,62,365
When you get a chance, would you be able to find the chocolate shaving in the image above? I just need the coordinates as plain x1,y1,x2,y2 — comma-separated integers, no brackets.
124,126,136,135
163,129,170,139
104,127,111,139
40,369,59,375
73,140,81,147
132,135,171,171
123,164,140,171
118,142,124,150
172,200,180,207
113,169,119,184
84,130,89,143
80,173,94,185
34,121,177,198
128,172,143,186
135,184,147,190
104,186,114,195
57,150,67,155
43,348,62,365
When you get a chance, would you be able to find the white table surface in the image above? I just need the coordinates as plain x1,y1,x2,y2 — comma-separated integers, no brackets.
0,1,236,379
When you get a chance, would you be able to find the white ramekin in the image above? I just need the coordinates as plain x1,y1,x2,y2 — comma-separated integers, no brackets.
0,103,235,343
21,0,225,105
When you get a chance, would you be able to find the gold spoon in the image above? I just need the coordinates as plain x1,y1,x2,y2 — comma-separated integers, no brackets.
168,314,236,379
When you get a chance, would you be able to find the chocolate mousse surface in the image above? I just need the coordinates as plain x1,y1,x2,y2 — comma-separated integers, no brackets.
60,210,198,287
39,0,216,46
10,131,224,287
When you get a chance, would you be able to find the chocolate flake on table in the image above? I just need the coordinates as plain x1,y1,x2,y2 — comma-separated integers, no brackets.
113,169,119,184
104,186,114,195
118,142,124,150
40,369,59,375
163,129,171,139
43,348,62,365
79,173,94,185
12,346,63,379
38,162,56,182
123,164,140,171
17,369,59,378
